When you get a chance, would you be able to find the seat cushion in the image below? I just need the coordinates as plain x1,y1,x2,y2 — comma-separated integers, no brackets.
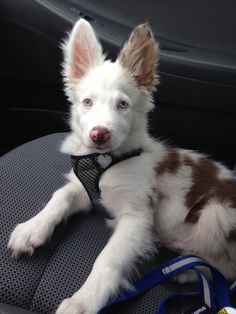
0,133,197,314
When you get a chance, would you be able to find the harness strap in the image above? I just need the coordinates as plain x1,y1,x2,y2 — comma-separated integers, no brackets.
71,149,143,219
230,281,236,294
97,255,233,314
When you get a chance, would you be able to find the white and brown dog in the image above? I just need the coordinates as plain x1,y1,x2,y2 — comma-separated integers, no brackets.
8,19,236,314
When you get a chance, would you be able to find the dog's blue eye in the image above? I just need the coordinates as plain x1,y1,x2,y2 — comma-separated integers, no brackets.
118,100,129,110
83,98,93,107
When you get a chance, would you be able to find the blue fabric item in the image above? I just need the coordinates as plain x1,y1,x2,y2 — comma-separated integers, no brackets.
156,293,209,314
156,267,215,314
230,281,236,294
97,255,232,314
194,268,215,311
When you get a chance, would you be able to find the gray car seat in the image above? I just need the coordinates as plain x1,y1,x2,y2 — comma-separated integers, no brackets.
0,132,201,314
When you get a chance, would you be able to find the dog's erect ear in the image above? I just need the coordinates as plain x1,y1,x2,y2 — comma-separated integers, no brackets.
118,22,159,93
63,19,104,81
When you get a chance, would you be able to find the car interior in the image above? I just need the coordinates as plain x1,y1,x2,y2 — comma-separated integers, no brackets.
1,0,236,313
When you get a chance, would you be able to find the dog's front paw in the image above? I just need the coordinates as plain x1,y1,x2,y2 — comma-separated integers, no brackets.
8,219,50,258
56,295,95,314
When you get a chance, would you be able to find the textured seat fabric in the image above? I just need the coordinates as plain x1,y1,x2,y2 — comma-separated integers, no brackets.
0,302,36,314
0,133,197,314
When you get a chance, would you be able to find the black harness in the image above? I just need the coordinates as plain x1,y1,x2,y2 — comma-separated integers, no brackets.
71,149,142,219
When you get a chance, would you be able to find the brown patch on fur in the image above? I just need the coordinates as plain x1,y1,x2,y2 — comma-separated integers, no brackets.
227,229,236,242
156,149,181,175
185,196,209,223
158,190,167,202
148,195,155,209
184,157,218,210
148,187,158,209
184,156,236,223
118,22,159,93
216,179,236,208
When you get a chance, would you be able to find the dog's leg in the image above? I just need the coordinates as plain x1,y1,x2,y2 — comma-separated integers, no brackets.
8,176,90,258
56,212,154,314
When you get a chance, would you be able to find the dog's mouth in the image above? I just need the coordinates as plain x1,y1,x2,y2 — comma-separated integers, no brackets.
96,145,108,150
96,144,112,152
88,143,111,153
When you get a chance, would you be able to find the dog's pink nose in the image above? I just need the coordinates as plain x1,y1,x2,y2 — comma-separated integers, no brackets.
90,127,111,145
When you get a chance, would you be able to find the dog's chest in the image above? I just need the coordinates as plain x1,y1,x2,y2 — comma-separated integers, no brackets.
99,153,157,217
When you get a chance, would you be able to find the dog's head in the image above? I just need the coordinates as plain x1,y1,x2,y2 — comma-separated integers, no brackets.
62,19,159,155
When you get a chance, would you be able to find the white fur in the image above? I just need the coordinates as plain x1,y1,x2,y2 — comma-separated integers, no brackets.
8,19,236,314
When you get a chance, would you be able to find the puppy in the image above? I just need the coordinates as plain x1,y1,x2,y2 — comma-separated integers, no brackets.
8,19,236,314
